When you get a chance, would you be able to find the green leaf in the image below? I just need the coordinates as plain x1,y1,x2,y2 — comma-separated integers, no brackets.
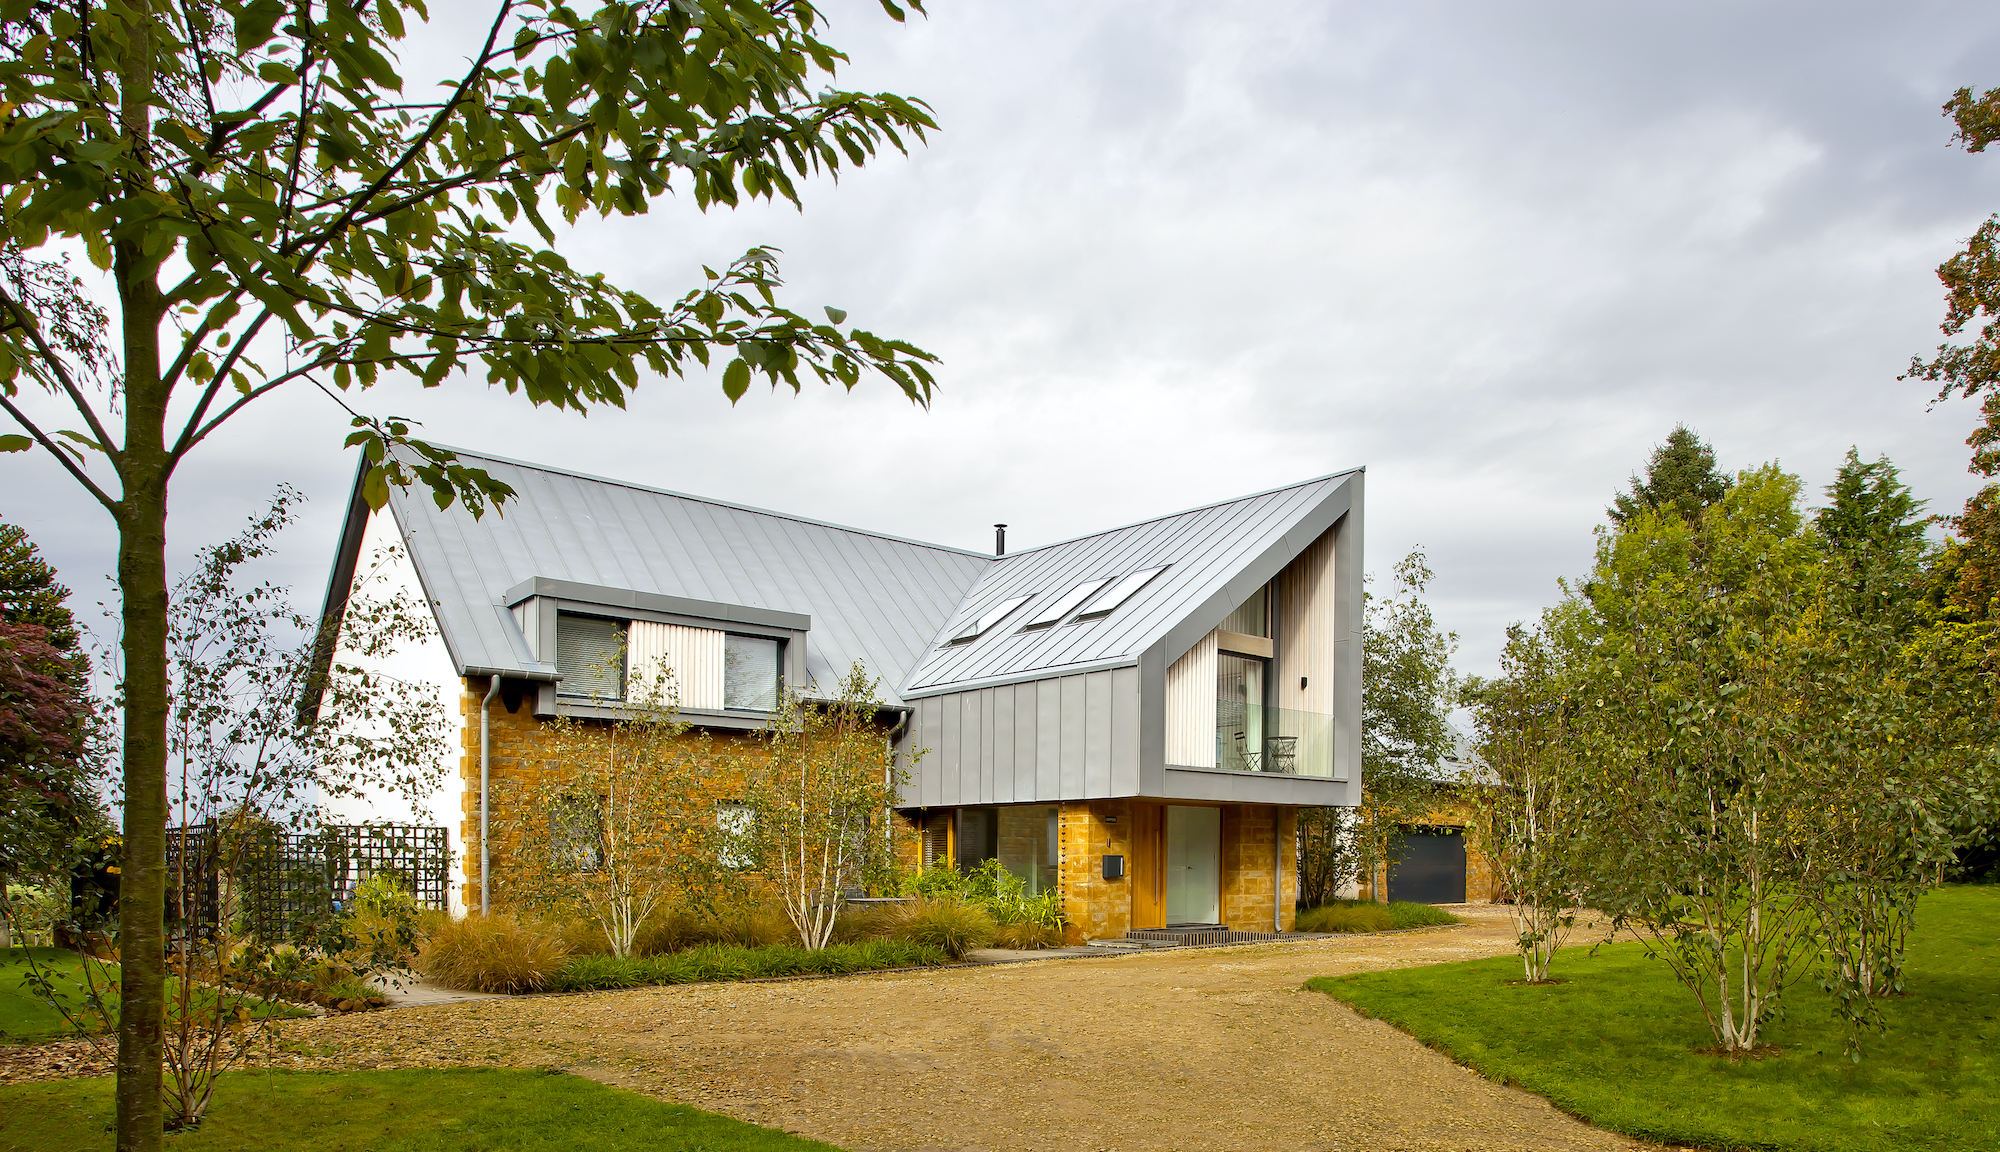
824,306,847,325
0,434,32,452
722,358,750,403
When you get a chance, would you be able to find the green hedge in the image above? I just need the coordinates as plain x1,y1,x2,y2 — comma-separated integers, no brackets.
546,939,948,992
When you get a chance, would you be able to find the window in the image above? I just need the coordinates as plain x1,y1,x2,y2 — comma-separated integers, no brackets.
1217,652,1267,771
556,613,626,700
548,791,605,872
1221,585,1268,637
1076,566,1169,619
716,802,756,870
949,594,1034,644
1020,578,1110,630
723,634,781,711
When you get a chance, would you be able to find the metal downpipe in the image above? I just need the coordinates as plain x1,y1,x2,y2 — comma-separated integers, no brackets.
480,675,499,915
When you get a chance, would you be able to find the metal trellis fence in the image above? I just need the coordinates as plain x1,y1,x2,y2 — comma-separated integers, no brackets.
165,822,450,944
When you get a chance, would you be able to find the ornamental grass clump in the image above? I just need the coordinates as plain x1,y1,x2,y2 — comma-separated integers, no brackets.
890,898,997,959
416,914,571,994
1296,902,1396,934
1386,901,1462,930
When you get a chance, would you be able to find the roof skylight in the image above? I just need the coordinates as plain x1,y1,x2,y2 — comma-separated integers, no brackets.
1076,566,1168,619
1020,578,1110,630
950,594,1034,644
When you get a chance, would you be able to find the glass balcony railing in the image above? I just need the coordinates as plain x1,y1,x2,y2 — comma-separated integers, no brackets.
1215,700,1335,777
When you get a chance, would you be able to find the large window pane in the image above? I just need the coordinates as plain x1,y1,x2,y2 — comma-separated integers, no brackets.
955,807,996,873
556,613,626,700
723,634,780,711
1216,652,1265,771
997,806,1060,895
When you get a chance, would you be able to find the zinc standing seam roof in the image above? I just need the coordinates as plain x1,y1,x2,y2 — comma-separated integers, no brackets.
897,472,1354,697
366,449,1358,708
380,450,993,706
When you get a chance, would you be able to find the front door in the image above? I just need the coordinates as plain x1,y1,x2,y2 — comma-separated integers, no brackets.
1165,805,1221,925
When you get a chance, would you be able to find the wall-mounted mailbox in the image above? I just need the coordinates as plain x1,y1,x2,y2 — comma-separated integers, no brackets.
1102,854,1125,880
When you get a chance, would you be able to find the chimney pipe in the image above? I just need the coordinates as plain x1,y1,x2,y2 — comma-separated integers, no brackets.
994,524,1007,556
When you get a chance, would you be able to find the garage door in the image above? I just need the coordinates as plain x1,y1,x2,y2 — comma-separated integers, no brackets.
1388,828,1466,904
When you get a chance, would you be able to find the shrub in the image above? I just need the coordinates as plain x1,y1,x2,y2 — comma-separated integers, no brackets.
544,938,948,991
993,919,1062,950
1386,901,1462,929
828,903,905,944
890,898,996,959
1296,903,1396,933
633,901,795,955
417,913,571,993
1295,900,1465,933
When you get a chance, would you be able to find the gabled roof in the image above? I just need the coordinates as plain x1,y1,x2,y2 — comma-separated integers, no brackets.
898,471,1359,697
350,449,991,706
322,449,1360,709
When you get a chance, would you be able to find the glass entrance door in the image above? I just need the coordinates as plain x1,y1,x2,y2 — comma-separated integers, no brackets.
1165,805,1221,925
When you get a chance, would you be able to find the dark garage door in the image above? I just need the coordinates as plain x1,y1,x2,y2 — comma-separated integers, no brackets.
1388,828,1466,904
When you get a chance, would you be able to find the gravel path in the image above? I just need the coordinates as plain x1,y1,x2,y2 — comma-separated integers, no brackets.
268,905,1648,1152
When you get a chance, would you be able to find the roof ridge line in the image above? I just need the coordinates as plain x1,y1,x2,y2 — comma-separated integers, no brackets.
409,444,997,560
997,467,1363,558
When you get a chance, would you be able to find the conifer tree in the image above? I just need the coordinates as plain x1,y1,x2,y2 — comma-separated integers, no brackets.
1608,425,1731,526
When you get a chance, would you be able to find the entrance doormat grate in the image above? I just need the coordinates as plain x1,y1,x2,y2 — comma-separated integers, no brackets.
1124,927,1284,947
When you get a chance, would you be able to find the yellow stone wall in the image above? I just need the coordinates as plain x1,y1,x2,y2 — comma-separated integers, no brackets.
453,676,783,909
1220,804,1298,932
1356,793,1500,904
1057,800,1133,944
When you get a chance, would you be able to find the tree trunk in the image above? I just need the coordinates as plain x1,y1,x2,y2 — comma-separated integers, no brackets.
113,44,168,1141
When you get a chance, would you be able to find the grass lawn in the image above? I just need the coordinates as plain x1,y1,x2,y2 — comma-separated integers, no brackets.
1,947,112,1044
1309,885,2000,1152
0,1068,848,1152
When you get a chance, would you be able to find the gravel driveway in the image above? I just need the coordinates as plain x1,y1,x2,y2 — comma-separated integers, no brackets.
271,905,1646,1152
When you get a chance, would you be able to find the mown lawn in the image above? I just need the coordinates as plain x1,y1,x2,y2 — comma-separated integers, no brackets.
1309,886,2000,1152
0,1068,847,1152
1,947,111,1043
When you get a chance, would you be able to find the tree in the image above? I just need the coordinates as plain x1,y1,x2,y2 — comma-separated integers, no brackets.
1583,466,1828,1053
18,491,453,1125
0,3,937,1144
1608,425,1730,526
733,665,906,950
1297,550,1458,906
0,518,105,930
0,518,82,652
499,671,736,957
1464,603,1594,983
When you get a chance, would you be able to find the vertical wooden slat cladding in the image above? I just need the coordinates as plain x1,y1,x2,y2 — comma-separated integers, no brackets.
1164,631,1218,767
1277,526,1336,721
626,620,725,709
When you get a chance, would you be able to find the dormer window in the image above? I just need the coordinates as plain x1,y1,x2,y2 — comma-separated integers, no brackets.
556,613,627,701
724,633,781,711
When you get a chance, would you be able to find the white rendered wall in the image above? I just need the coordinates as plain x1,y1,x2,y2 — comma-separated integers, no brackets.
319,505,468,914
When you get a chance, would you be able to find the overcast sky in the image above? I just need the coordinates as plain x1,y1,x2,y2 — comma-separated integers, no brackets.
9,0,2000,679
